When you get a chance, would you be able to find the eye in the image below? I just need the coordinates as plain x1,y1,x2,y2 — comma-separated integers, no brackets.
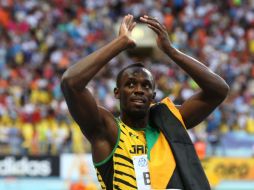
128,82,134,88
143,83,152,89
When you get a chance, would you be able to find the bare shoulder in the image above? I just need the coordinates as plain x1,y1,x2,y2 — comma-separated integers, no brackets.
98,106,118,138
92,106,119,145
91,106,119,163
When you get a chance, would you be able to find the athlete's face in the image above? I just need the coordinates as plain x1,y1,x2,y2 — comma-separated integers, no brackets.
114,67,156,119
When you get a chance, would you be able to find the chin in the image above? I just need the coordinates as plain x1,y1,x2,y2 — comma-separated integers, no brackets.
127,109,147,119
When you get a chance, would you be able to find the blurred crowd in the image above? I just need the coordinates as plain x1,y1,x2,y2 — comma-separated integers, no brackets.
0,0,253,157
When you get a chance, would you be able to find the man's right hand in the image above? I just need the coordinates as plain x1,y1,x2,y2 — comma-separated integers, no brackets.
119,14,137,48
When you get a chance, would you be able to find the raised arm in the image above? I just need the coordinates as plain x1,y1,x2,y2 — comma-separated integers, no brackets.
61,15,136,141
140,15,229,129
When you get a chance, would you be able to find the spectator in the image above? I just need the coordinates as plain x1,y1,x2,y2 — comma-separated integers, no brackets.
0,0,253,157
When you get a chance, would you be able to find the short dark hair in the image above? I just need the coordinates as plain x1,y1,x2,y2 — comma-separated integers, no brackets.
116,63,152,88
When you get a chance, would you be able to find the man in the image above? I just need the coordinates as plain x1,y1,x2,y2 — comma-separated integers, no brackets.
61,14,229,190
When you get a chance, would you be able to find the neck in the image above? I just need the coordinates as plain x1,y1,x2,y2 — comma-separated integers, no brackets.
120,113,149,129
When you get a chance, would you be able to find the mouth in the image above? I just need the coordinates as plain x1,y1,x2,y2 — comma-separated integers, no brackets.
130,97,146,106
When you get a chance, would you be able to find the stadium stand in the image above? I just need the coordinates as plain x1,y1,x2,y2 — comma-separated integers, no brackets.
0,0,253,158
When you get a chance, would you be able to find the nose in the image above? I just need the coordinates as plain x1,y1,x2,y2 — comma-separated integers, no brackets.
134,84,144,95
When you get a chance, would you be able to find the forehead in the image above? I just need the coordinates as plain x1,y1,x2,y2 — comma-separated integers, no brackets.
121,67,154,82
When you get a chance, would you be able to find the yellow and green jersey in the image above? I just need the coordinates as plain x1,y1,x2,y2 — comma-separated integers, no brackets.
94,97,186,190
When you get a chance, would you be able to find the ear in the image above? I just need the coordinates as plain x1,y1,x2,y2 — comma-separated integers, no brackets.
152,92,156,100
114,87,120,99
